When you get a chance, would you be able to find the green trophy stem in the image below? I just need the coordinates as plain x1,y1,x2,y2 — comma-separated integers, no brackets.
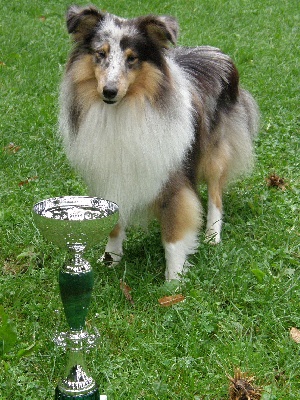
55,246,100,399
59,264,93,331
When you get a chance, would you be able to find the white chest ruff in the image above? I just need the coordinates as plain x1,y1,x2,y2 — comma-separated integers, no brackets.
63,67,194,223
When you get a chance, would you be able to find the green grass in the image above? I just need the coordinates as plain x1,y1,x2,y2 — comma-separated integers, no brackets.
0,0,299,398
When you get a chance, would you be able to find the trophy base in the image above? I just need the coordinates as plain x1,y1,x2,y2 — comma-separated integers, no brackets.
55,385,101,400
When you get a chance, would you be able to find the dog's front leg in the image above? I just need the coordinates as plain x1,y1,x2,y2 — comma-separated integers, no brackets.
163,231,199,281
101,222,126,267
158,185,202,281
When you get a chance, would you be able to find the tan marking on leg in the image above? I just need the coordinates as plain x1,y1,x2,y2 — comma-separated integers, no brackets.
204,152,229,243
159,186,202,244
157,185,202,280
109,223,122,239
101,223,126,267
207,178,224,211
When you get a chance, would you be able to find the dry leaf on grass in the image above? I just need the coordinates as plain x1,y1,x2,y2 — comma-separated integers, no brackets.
18,176,38,187
266,174,287,190
3,259,28,275
4,142,21,154
120,279,134,306
290,327,300,343
228,368,261,400
158,294,185,307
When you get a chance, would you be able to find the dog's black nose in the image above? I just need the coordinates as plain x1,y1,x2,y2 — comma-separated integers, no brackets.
103,86,118,100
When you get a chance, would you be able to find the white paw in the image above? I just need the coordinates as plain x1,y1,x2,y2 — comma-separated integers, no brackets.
206,200,222,244
98,230,125,267
204,230,221,245
98,251,122,267
165,267,182,282
165,260,192,281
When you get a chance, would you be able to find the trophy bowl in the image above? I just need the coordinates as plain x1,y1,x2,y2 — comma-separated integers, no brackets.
33,196,119,250
33,196,119,400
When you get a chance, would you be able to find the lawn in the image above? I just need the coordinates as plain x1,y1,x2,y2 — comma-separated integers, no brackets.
0,0,299,398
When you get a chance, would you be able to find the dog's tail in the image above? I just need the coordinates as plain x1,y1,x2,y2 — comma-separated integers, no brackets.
241,88,260,140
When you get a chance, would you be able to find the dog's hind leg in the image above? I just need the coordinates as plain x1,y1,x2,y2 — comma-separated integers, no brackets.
158,185,202,281
205,179,223,244
201,140,230,244
204,157,229,244
101,223,126,267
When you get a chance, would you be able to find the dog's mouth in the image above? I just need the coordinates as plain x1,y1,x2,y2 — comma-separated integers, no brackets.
103,99,117,105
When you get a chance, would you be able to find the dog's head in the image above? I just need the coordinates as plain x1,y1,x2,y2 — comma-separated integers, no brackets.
66,5,179,105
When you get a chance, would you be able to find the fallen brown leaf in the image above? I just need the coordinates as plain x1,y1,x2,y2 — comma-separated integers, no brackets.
3,259,28,275
18,176,38,187
290,327,300,344
228,368,261,400
266,174,287,190
120,279,134,306
4,142,21,154
158,294,185,307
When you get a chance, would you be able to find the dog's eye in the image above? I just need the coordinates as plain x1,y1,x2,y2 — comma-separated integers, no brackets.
95,50,107,61
127,55,138,66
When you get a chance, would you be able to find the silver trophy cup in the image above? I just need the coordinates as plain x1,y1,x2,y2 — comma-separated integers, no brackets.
33,196,119,399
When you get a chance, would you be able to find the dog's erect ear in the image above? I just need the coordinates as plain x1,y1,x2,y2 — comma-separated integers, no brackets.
137,15,179,47
66,5,105,41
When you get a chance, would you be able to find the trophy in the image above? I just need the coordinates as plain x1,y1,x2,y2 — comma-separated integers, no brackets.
33,196,119,399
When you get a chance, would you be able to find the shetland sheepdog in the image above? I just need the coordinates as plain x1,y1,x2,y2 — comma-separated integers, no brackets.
59,5,259,280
